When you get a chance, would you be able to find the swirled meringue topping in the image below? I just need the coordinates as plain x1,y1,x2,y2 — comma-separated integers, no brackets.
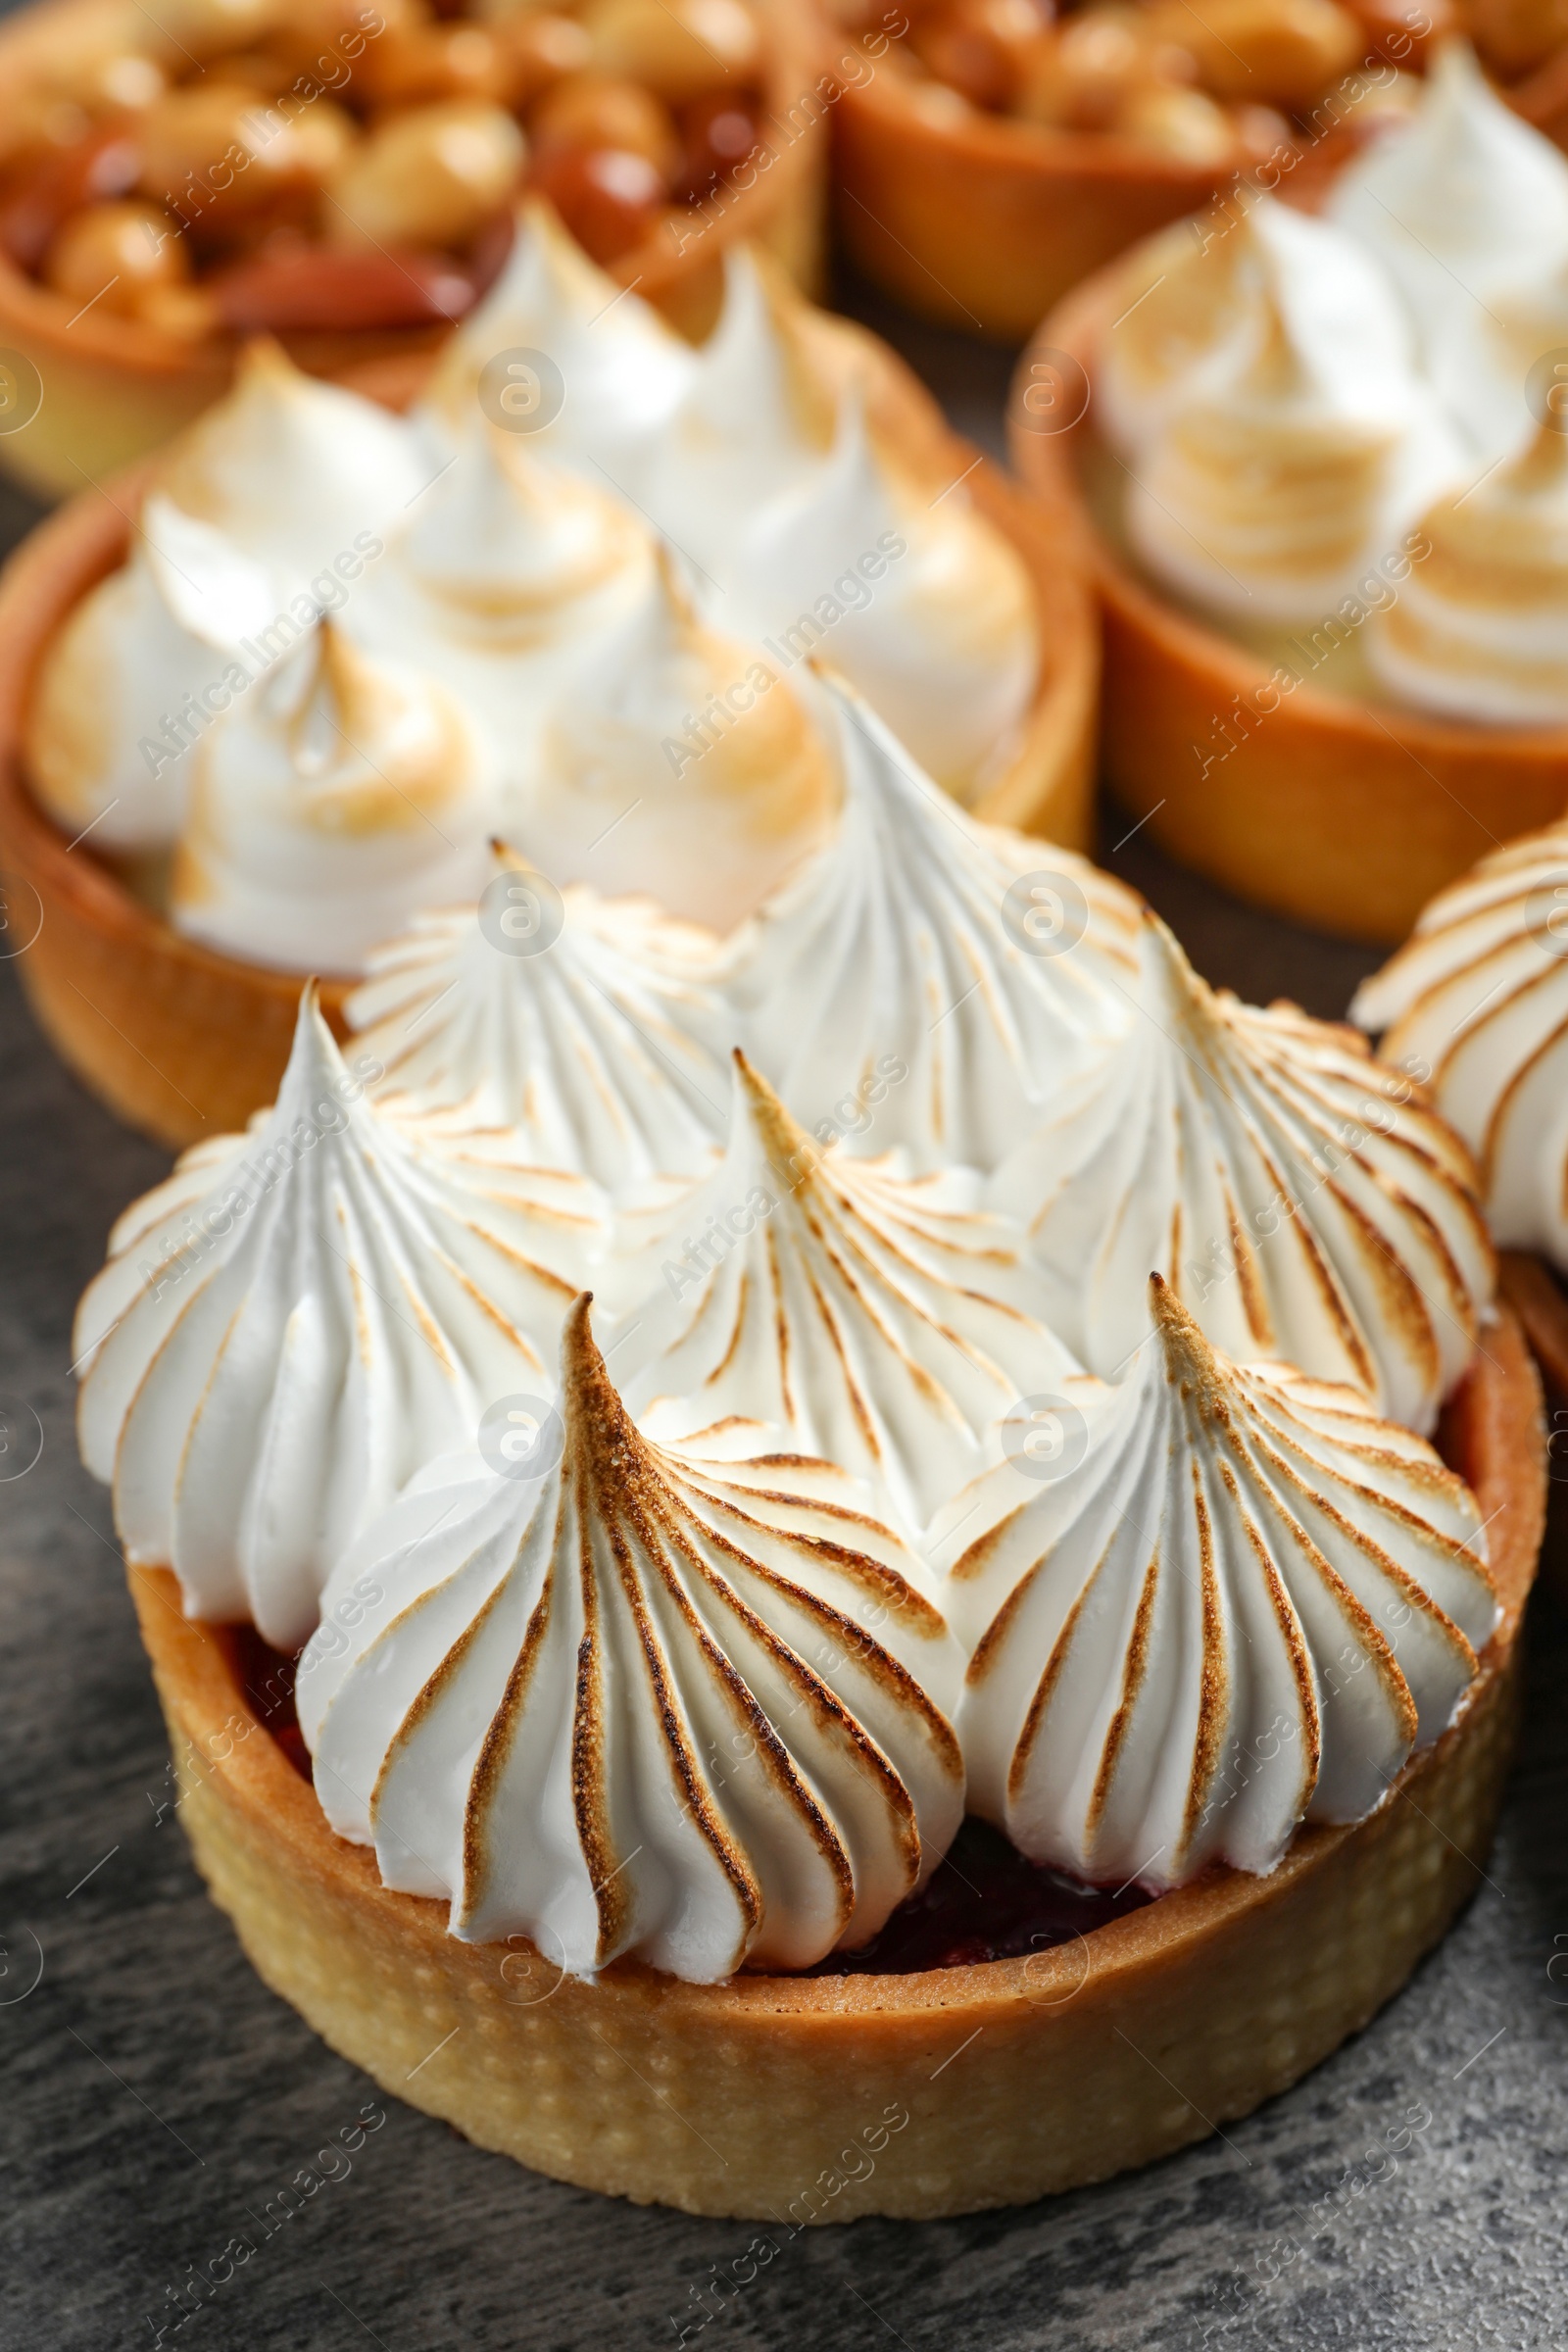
297,1295,965,1981
1365,423,1568,724
1352,819,1568,1268
724,395,1039,802
932,1276,1495,1889
355,426,654,762
25,494,278,851
640,248,837,574
1326,42,1568,454
714,680,1141,1173
74,990,603,1651
417,199,696,484
1124,233,1464,626
152,339,424,596
171,625,494,976
989,911,1494,1435
612,1053,1079,1533
345,853,730,1197
507,558,837,933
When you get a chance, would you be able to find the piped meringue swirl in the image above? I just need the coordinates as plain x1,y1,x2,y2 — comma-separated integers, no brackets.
297,1295,966,1982
990,911,1494,1434
346,853,730,1197
933,1277,1496,1889
74,991,601,1650
1366,422,1568,724
715,681,1142,1173
1351,819,1568,1269
1123,224,1464,626
612,1054,1079,1533
171,624,493,975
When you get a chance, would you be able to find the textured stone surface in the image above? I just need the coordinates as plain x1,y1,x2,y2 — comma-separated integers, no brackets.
2,285,1566,2352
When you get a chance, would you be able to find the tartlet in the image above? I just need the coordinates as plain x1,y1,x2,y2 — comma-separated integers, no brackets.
1010,156,1568,941
828,0,1432,340
0,248,1097,1149
0,0,826,496
125,1297,1542,2220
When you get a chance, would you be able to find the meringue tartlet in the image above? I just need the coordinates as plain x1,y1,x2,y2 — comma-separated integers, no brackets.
1013,58,1568,944
82,669,1546,2217
0,0,828,495
1,232,1098,1147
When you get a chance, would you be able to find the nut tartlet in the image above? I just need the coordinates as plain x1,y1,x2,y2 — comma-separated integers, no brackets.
0,0,827,495
828,0,1436,340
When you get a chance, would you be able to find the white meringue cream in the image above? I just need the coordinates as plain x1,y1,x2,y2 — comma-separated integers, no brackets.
171,625,494,976
25,494,279,851
345,854,731,1197
152,339,424,597
1123,220,1465,626
506,558,837,934
356,424,655,773
640,247,837,579
989,910,1494,1435
933,1276,1496,1890
1366,422,1568,723
1326,42,1568,457
723,396,1039,802
713,681,1142,1173
297,1295,966,1982
1351,819,1568,1268
612,1053,1079,1534
417,199,696,488
74,991,603,1651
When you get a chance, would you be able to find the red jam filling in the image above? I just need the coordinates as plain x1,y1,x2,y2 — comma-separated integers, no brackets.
226,1631,1155,1974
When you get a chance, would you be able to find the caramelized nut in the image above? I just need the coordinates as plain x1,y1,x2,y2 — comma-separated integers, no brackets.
1014,15,1145,128
492,10,595,105
529,72,683,177
209,240,476,328
324,99,524,248
911,0,1051,109
42,199,188,313
0,125,140,270
1143,0,1362,108
1343,0,1455,66
528,141,666,262
138,84,357,218
579,0,762,105
360,22,514,105
677,88,760,195
1112,80,1237,160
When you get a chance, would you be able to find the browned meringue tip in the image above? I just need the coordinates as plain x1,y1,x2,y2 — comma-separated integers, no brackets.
1147,1270,1226,1390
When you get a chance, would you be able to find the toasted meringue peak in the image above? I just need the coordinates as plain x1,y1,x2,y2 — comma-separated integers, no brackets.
933,1276,1496,1890
1327,42,1568,452
418,200,695,481
713,679,1142,1173
990,911,1494,1435
1124,227,1465,625
296,1294,966,1981
1366,423,1568,723
612,1053,1080,1533
74,991,603,1651
1097,197,1277,460
151,339,424,594
507,556,837,933
641,247,838,572
355,425,654,768
170,624,494,976
721,394,1038,801
1352,820,1568,1268
24,495,279,850
345,854,731,1196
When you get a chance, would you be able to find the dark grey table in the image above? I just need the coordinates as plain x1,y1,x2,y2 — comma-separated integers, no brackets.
3,282,1566,2352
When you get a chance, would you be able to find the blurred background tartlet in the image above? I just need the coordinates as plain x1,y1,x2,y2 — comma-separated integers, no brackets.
0,0,827,492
